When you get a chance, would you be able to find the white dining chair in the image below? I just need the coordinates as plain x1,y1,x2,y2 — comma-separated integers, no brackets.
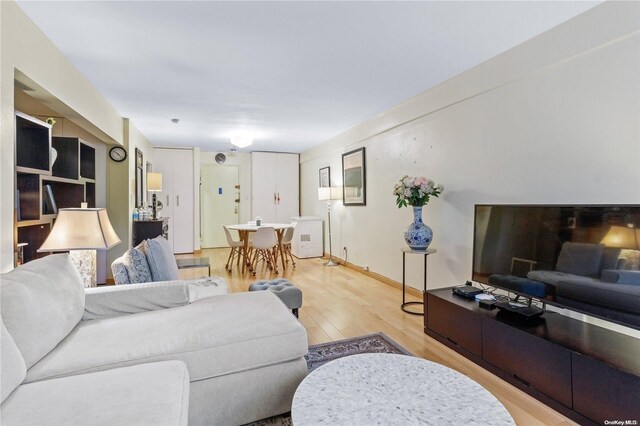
280,227,296,267
223,226,245,272
250,227,279,275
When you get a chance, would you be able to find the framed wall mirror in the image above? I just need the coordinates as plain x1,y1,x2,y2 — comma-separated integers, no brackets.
135,148,144,208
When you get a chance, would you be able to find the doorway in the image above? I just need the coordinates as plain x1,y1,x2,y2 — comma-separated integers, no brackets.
201,164,240,248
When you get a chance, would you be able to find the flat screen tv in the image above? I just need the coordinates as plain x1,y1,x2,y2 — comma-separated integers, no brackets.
472,204,640,329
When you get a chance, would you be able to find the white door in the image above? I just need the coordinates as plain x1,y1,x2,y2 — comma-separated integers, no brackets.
201,164,239,248
172,149,194,253
251,152,278,222
275,153,299,222
153,148,194,254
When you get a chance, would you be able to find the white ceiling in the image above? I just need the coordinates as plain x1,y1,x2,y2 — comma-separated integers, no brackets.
17,1,600,153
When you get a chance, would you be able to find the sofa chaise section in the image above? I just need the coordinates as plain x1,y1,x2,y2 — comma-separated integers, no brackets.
1,254,309,426
1,361,190,426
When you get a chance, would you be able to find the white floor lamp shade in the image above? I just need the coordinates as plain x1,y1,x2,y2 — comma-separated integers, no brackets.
39,208,120,287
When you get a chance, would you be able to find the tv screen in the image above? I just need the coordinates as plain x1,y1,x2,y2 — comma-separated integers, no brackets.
473,205,640,329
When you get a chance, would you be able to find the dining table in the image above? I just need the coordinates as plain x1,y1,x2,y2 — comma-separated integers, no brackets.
226,223,294,273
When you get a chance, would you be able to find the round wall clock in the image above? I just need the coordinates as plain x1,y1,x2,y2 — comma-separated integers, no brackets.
215,153,226,164
109,146,127,162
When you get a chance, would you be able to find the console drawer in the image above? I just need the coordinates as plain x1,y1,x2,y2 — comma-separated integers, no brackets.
427,293,482,357
482,318,572,407
573,353,640,423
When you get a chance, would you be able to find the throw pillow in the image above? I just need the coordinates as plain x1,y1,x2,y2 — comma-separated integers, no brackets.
111,257,131,285
144,236,179,281
555,242,604,277
122,248,152,283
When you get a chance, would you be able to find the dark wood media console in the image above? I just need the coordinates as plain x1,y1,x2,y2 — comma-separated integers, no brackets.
424,288,640,425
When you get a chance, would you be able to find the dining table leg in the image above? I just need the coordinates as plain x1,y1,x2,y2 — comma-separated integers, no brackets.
276,229,287,270
240,230,250,273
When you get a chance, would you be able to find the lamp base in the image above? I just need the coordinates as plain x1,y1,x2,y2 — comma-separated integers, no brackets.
69,250,97,287
323,258,339,267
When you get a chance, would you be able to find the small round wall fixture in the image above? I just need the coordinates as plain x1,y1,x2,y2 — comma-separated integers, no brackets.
215,153,226,164
109,146,127,162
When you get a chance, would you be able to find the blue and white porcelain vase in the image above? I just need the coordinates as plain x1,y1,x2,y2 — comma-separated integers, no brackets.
404,205,433,251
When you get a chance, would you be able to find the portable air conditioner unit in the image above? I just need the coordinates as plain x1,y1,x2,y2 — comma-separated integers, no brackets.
291,216,322,259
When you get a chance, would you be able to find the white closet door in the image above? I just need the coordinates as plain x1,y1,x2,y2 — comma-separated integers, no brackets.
251,152,278,223
171,149,194,253
153,148,194,254
275,153,299,222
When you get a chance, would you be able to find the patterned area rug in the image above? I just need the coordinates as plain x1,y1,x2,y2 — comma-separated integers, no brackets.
245,333,412,426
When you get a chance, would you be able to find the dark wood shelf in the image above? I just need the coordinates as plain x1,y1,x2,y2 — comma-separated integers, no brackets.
15,112,51,173
80,142,95,180
52,137,79,180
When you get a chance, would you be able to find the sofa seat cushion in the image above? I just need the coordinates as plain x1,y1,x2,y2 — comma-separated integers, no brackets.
556,280,640,315
1,254,85,369
26,291,308,383
527,270,599,287
1,361,189,426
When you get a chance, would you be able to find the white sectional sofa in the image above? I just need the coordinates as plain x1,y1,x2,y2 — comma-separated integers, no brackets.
1,254,308,425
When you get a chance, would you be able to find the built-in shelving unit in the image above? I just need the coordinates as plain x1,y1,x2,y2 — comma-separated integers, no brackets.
14,112,96,265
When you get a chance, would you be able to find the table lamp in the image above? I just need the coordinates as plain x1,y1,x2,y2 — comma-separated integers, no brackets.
38,207,121,287
147,172,163,219
318,187,342,267
601,224,639,250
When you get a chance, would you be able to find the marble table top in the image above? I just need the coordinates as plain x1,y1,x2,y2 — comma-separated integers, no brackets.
292,353,514,426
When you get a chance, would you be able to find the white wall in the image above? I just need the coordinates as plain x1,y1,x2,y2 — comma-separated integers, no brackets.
106,119,154,272
300,2,640,299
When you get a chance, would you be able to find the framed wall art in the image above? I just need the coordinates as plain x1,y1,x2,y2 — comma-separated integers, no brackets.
319,166,330,188
342,147,366,206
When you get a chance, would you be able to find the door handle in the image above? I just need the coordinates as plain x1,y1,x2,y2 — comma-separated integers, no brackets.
277,192,281,204
274,193,277,204
166,195,170,206
176,195,180,207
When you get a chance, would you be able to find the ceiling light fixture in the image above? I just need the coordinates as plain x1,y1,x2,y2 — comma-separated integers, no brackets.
230,136,253,148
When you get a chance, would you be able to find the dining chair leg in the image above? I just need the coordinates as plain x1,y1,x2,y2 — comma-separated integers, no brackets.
225,248,234,271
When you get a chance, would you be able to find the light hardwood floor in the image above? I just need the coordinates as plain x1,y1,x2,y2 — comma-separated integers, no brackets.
179,248,576,426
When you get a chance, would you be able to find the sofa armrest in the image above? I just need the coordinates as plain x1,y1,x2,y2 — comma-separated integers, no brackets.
83,280,190,321
601,269,640,285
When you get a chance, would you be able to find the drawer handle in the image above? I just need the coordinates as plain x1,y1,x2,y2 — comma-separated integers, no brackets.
513,375,530,387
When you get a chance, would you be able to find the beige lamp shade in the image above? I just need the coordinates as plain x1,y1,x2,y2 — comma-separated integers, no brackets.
318,187,343,201
601,225,639,250
39,208,121,252
147,172,163,192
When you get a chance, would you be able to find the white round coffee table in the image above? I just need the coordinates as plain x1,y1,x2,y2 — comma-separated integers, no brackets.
292,353,514,425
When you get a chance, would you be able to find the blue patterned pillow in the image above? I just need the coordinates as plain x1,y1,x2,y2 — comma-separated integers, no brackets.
111,257,130,284
122,248,152,283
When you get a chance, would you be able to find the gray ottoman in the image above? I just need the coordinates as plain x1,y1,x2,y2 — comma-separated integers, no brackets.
248,279,303,317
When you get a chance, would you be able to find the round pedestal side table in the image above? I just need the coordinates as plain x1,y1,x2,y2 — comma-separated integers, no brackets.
401,248,436,315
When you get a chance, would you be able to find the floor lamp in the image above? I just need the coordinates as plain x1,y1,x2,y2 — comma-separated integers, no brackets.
38,207,121,287
147,172,163,219
318,187,342,267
